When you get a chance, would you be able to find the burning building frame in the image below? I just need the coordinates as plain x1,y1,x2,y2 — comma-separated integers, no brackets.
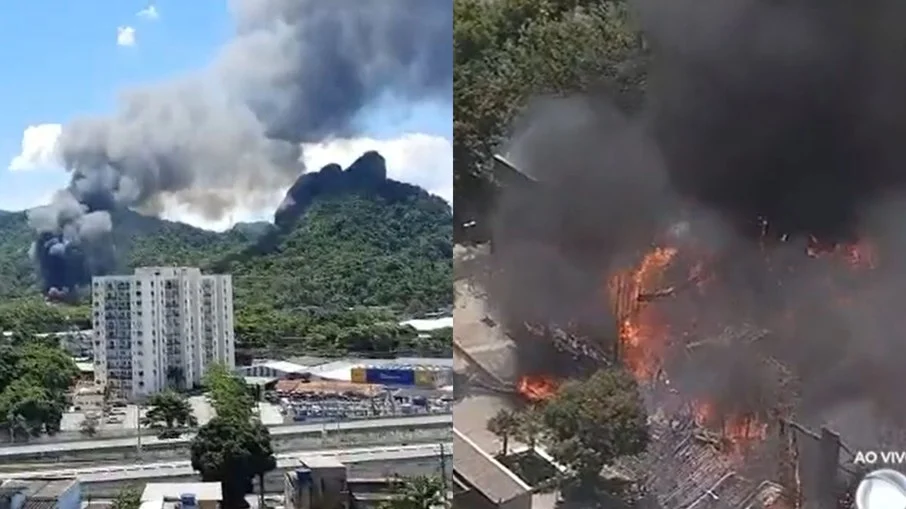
477,153,898,509
461,0,906,505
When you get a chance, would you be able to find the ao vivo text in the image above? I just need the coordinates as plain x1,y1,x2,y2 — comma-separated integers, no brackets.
854,451,906,465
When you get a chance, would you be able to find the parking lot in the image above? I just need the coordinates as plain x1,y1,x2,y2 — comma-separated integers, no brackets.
275,390,453,424
59,403,142,434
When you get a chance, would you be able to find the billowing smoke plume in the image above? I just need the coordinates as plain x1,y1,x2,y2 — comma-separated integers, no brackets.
31,0,451,295
487,0,906,451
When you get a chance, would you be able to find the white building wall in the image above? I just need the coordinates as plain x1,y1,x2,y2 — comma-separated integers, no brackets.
92,267,235,401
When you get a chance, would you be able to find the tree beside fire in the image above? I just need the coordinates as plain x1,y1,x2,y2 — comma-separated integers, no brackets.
487,367,649,502
487,408,520,456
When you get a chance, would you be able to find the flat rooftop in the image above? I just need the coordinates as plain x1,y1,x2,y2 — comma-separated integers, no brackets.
453,428,530,506
142,482,222,501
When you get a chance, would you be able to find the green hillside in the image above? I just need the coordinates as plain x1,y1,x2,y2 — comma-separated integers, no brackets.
0,210,250,300
0,153,452,357
215,193,452,314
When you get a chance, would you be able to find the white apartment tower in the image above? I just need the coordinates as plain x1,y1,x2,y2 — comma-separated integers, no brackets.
92,267,235,400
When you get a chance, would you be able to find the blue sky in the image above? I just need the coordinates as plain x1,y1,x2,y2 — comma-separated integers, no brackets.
0,0,452,228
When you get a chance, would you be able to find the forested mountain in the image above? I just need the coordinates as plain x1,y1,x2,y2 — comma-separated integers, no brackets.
0,151,452,355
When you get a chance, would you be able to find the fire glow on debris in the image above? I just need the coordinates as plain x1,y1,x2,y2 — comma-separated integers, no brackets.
692,399,768,455
805,236,878,270
515,231,877,455
517,374,560,402
606,239,875,449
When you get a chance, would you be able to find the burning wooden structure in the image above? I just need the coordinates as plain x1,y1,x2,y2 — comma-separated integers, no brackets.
484,155,877,509
607,415,786,509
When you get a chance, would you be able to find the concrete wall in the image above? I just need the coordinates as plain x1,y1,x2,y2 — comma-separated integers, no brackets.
9,482,82,509
7,422,452,463
451,488,531,509
58,482,83,509
80,463,439,498
500,492,532,509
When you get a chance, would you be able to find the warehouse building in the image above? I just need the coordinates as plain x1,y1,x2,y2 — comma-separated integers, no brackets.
235,360,310,379
236,357,453,389
311,358,452,388
400,316,453,331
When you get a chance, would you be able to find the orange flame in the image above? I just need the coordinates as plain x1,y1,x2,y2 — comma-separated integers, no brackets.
609,247,677,380
517,375,559,402
609,245,774,453
691,399,768,455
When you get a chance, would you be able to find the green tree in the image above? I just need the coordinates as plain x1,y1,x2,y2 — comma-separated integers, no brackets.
190,417,276,509
16,342,79,394
453,0,646,235
0,341,76,439
80,414,99,437
379,475,447,509
110,484,142,509
515,405,545,451
486,408,520,456
143,390,198,432
541,368,648,497
0,380,62,439
193,364,275,509
204,364,254,422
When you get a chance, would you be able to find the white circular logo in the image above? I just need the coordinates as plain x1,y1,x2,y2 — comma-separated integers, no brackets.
857,469,906,509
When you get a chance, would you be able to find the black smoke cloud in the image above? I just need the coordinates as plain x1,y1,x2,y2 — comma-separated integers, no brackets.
487,0,906,452
31,0,451,295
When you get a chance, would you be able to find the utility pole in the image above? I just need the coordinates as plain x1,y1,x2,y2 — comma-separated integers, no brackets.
136,399,143,461
438,443,449,507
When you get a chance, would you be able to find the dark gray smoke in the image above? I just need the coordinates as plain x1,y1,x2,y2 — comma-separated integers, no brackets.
487,0,906,454
31,0,451,296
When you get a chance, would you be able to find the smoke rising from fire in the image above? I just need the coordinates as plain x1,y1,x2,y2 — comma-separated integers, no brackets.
488,0,906,449
32,0,451,295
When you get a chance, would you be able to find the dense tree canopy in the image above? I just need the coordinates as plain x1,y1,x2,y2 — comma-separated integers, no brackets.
191,366,276,509
143,390,198,434
203,364,255,422
453,0,647,236
541,369,648,499
486,369,648,506
0,298,90,335
110,485,142,509
0,340,78,439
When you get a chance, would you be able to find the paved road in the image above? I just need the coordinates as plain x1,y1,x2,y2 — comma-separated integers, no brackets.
0,414,452,458
7,443,454,497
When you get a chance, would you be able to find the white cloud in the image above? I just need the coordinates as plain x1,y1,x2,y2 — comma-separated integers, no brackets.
302,133,452,203
117,26,136,47
158,190,285,232
171,133,452,231
6,123,451,230
8,123,62,171
137,4,159,20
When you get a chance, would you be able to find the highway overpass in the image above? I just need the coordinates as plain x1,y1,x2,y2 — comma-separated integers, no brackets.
5,443,453,498
0,414,452,463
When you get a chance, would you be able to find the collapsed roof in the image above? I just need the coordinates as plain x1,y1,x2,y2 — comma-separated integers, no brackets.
609,416,785,509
